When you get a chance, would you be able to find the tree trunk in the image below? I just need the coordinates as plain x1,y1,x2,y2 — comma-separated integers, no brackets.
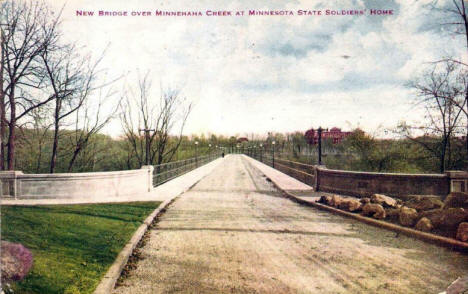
465,91,468,159
67,146,81,172
49,122,59,173
440,137,447,173
7,89,15,170
0,41,5,171
463,0,468,159
49,101,60,173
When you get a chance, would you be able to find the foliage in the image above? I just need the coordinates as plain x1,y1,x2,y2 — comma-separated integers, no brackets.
245,129,467,173
1,202,161,294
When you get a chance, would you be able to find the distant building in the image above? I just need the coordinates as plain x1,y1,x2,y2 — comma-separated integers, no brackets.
237,137,249,143
304,127,352,145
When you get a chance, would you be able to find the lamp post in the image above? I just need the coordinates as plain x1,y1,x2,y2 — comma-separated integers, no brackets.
272,141,276,168
259,144,263,162
308,127,328,166
195,141,199,167
139,128,155,166
317,127,324,165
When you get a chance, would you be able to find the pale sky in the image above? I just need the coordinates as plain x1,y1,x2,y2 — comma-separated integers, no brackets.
47,0,466,137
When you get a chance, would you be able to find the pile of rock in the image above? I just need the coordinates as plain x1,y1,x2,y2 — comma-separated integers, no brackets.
317,192,468,242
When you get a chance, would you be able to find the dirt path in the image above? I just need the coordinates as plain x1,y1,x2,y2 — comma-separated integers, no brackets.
114,155,468,294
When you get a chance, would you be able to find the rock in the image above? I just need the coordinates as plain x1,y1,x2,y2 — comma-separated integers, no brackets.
456,222,468,242
420,208,468,229
442,208,468,227
338,199,362,212
385,208,400,219
370,194,398,208
399,206,419,227
415,217,433,232
330,195,343,208
419,209,445,228
405,196,443,211
346,199,362,212
318,195,332,205
1,241,33,282
360,197,371,204
444,192,468,209
362,203,386,219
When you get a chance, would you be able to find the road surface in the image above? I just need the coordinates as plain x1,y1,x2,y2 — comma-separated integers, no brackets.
114,155,468,294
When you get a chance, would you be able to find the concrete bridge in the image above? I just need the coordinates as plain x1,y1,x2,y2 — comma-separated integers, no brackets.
2,155,468,293
106,155,467,294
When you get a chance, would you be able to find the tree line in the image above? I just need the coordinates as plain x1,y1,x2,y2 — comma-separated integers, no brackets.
1,0,467,174
0,1,196,173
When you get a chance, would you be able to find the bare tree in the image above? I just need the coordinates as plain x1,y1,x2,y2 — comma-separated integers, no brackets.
152,88,192,166
41,42,109,173
19,107,53,173
66,86,120,172
0,0,61,170
429,0,468,154
120,72,192,168
401,62,466,172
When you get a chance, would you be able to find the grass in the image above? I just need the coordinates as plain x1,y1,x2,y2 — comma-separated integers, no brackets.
1,202,161,294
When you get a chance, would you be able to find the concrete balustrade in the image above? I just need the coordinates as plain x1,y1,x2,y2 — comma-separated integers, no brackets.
0,167,153,200
315,168,468,200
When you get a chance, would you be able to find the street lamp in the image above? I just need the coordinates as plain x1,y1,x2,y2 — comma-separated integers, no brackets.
195,141,199,166
272,141,276,168
139,128,155,166
317,127,328,166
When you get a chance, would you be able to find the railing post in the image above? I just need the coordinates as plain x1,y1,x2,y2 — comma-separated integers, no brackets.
445,170,468,196
141,165,154,192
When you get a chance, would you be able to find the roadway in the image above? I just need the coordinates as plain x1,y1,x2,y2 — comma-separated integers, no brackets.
113,154,468,294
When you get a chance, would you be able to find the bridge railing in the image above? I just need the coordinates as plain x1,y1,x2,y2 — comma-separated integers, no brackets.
246,150,316,187
152,152,220,187
243,150,468,198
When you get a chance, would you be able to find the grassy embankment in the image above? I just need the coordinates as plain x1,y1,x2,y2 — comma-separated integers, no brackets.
1,202,161,294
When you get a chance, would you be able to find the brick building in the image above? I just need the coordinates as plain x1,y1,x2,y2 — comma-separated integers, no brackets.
304,127,352,145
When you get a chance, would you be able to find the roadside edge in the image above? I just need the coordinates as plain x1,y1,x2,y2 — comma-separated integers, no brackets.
244,155,468,252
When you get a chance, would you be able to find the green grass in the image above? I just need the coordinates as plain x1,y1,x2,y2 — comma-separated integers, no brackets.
1,202,161,294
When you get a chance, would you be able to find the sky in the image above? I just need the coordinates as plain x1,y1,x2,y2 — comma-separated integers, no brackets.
47,0,466,138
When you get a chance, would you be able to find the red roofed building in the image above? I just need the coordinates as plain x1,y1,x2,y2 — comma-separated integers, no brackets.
237,137,249,143
304,127,351,145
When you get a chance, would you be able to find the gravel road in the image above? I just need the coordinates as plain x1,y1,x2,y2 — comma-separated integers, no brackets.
114,155,468,294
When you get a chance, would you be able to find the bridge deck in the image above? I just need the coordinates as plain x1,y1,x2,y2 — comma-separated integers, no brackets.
113,155,468,294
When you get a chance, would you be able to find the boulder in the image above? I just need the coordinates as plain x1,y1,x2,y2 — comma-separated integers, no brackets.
385,208,400,220
360,197,371,204
443,192,468,209
415,217,433,232
370,194,398,208
1,241,33,282
399,206,419,227
405,196,443,211
362,203,386,219
456,222,468,242
346,199,363,212
318,195,333,205
420,208,468,229
338,199,362,212
330,195,343,208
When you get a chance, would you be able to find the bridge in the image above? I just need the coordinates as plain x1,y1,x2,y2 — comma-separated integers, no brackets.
2,154,468,293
